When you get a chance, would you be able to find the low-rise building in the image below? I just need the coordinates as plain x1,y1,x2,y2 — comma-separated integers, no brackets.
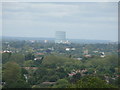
65,48,70,51
100,52,105,57
34,53,44,60
42,82,56,85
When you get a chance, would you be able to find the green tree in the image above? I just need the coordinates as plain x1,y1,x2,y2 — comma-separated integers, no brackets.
69,76,117,88
3,62,21,84
24,60,34,67
2,53,11,64
49,75,59,82
9,53,25,66
25,53,35,60
3,61,30,88
52,79,69,88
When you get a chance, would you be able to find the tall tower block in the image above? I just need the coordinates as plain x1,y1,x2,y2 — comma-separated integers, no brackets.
55,31,66,43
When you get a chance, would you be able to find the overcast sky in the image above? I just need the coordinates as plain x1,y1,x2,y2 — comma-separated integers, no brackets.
2,2,118,41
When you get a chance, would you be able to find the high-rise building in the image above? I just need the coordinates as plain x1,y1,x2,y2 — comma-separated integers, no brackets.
55,31,66,43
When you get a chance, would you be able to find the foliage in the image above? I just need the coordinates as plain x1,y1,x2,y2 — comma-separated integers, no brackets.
42,55,82,72
2,61,30,88
2,53,11,64
52,79,69,88
68,76,117,88
49,75,59,82
24,60,34,67
25,53,35,60
2,40,118,88
9,53,25,66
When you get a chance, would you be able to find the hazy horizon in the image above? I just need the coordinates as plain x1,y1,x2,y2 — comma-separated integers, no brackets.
2,35,115,42
2,2,118,42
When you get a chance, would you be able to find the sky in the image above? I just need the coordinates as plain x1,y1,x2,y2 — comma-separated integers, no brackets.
2,2,118,41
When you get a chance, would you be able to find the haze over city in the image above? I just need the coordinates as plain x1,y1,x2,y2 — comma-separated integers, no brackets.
2,2,118,41
1,1,119,88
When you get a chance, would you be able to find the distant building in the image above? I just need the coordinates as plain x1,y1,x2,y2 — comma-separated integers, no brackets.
23,67,38,70
65,40,71,44
44,40,48,43
83,49,88,55
84,54,91,58
48,47,54,51
100,52,105,57
3,50,12,53
65,48,70,51
73,58,82,60
55,31,66,43
65,47,76,51
42,82,56,85
93,51,99,53
71,48,76,51
34,53,44,60
29,40,35,43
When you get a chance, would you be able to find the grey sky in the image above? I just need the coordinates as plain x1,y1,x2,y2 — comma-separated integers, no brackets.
2,2,118,41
